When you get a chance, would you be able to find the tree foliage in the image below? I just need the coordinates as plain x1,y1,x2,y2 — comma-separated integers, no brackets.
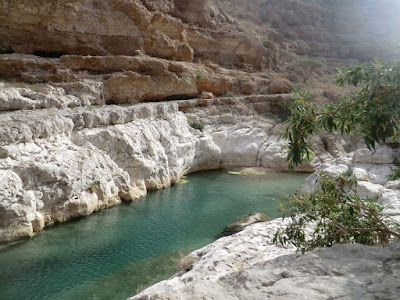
285,57,400,170
274,173,400,253
291,57,325,83
277,57,400,252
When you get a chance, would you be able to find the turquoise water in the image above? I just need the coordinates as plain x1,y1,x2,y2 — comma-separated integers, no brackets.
0,170,308,300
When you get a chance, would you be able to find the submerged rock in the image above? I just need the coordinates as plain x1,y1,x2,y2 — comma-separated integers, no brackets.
216,212,269,238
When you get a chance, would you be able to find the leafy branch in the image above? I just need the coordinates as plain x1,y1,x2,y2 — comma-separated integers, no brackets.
285,58,400,170
274,174,400,253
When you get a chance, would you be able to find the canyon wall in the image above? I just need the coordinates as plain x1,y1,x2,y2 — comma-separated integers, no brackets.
2,0,399,74
1,0,399,246
1,1,400,298
220,0,400,61
0,89,336,244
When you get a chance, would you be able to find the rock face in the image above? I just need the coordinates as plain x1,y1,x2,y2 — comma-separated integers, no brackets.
0,0,193,61
0,102,196,242
0,53,278,106
130,220,400,300
301,143,400,223
0,0,276,70
2,0,398,73
1,1,399,298
273,0,400,59
2,83,398,244
1,93,333,244
222,0,400,60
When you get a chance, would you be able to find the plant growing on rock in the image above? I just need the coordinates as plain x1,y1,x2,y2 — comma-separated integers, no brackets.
274,173,400,253
285,57,400,170
290,57,325,83
188,117,204,132
278,57,400,252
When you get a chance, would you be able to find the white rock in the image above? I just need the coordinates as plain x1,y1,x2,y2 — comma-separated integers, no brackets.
353,163,392,184
355,145,398,164
130,220,400,300
357,181,383,200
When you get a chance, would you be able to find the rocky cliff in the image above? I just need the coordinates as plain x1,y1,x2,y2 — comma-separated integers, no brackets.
2,0,399,70
1,90,335,243
1,0,400,298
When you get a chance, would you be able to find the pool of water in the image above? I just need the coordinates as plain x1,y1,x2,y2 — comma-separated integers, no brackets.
0,170,308,300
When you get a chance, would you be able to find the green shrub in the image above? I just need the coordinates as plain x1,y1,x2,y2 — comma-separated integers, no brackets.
189,119,204,132
274,173,400,253
291,57,325,83
388,160,400,181
284,57,400,170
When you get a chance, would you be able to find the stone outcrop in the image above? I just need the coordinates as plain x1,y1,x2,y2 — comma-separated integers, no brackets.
1,1,399,299
302,143,400,223
216,212,269,237
0,53,279,107
3,78,397,244
1,93,332,244
0,0,193,61
130,220,400,300
0,0,277,70
3,0,397,74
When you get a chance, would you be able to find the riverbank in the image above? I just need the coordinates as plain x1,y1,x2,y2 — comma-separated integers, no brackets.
0,170,308,300
0,93,328,244
130,141,400,299
130,220,400,300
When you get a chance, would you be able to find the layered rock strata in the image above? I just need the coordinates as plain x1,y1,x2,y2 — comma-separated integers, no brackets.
0,0,276,70
0,53,283,107
1,93,336,244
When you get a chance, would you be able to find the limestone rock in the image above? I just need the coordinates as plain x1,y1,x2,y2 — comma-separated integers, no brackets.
198,91,214,99
0,0,193,61
217,213,269,238
0,0,278,70
259,0,400,60
0,80,103,111
130,219,400,300
0,53,277,106
0,94,303,243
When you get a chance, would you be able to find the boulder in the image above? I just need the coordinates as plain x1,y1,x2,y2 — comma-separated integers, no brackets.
216,213,269,238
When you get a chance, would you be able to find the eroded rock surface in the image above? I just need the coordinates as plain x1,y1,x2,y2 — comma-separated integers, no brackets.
0,53,279,107
1,94,331,243
131,220,400,300
0,0,277,70
301,143,400,223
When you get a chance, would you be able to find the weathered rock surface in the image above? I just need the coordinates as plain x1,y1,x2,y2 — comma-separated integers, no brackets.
304,143,400,222
258,0,400,60
4,84,398,244
0,94,329,243
217,212,269,237
2,0,397,75
0,0,277,70
0,53,282,107
130,220,400,300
